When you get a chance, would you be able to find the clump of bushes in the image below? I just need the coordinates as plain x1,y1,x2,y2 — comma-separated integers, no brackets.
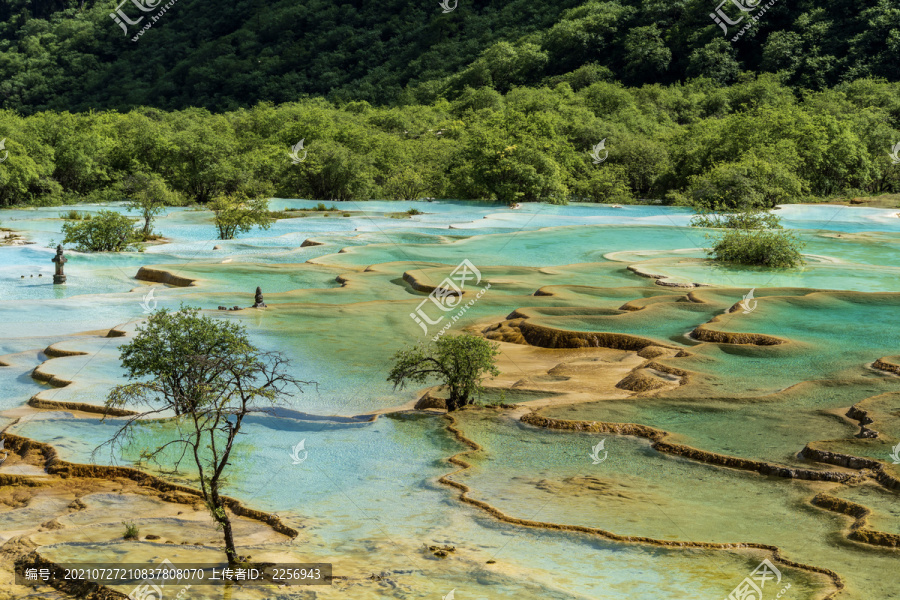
406,208,423,215
62,210,91,220
61,210,141,251
708,228,805,268
122,521,139,540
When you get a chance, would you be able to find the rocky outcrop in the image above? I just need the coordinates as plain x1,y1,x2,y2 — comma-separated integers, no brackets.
811,493,900,548
615,370,669,392
27,397,137,417
300,239,325,247
42,343,89,359
415,392,447,410
517,320,667,351
691,323,785,346
800,443,900,491
872,357,900,375
636,345,672,359
134,266,196,287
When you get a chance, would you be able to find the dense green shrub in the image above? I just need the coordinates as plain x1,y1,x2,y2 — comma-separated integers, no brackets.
708,228,805,268
61,210,140,252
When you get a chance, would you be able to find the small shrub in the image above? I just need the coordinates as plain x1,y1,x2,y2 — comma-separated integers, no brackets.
708,228,805,268
342,212,351,217
406,208,423,216
122,521,139,540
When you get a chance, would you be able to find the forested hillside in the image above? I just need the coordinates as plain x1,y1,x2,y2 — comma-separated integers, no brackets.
2,76,899,207
0,0,899,112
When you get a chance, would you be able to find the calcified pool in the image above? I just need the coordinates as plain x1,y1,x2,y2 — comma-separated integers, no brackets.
1,200,899,600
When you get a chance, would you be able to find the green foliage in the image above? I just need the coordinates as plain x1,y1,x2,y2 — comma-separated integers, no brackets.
123,172,184,237
62,210,91,220
122,521,139,540
572,165,635,203
209,193,275,240
691,208,782,229
406,208,423,215
0,75,898,208
708,228,805,268
387,335,501,412
114,306,251,415
7,0,897,111
60,209,140,251
685,157,805,210
104,306,308,565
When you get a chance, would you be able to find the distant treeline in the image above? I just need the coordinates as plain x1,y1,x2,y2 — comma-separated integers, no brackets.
1,75,899,207
1,0,899,112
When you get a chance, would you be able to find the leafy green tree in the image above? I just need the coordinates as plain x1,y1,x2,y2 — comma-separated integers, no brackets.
290,140,373,201
101,307,309,565
124,172,184,237
209,193,275,240
686,157,804,210
60,209,140,251
571,164,634,203
623,25,671,82
384,166,427,200
388,335,500,412
687,39,740,84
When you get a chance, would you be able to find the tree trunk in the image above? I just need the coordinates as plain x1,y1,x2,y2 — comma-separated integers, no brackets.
221,511,238,566
447,389,465,412
209,486,238,565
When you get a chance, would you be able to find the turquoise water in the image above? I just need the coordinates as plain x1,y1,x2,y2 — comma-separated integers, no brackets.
3,200,900,599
